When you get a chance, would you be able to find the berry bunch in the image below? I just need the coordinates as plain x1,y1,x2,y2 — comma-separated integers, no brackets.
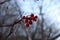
22,13,38,27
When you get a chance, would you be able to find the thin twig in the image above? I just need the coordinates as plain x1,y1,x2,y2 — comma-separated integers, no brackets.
0,0,10,5
47,28,52,40
49,34,60,40
0,19,22,27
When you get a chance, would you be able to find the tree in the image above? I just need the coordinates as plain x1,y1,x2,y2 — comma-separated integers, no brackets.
0,0,60,40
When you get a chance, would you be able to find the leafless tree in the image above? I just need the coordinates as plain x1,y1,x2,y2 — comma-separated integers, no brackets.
0,0,60,40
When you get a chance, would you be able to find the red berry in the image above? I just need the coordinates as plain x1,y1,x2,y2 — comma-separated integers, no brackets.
30,13,34,17
28,17,31,20
32,16,38,21
22,16,26,19
26,22,30,27
35,16,38,19
32,17,36,21
30,16,35,20
25,19,28,23
26,16,28,19
25,19,30,23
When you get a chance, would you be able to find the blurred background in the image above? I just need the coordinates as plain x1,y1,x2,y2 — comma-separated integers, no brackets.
0,0,60,40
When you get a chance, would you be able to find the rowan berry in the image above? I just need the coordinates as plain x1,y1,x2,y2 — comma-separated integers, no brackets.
25,19,30,23
22,16,26,19
26,22,30,27
30,13,34,17
35,16,38,19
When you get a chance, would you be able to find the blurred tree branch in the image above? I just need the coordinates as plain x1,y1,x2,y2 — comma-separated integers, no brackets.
49,34,60,40
0,19,22,27
47,28,52,40
0,0,10,5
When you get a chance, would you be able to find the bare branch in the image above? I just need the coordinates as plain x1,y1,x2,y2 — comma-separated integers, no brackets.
6,27,13,39
0,19,22,27
47,28,52,40
0,0,10,5
49,34,60,40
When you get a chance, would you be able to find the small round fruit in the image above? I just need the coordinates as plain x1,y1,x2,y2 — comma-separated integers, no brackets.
30,13,34,17
35,16,38,19
26,23,30,27
22,16,26,19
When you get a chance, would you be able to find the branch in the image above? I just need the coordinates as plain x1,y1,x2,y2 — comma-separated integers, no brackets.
41,14,45,40
31,19,40,40
0,19,22,27
39,4,45,40
6,27,13,39
47,28,52,40
0,0,10,5
49,34,60,40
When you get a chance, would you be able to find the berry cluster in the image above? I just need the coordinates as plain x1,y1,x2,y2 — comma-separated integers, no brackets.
22,13,38,27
